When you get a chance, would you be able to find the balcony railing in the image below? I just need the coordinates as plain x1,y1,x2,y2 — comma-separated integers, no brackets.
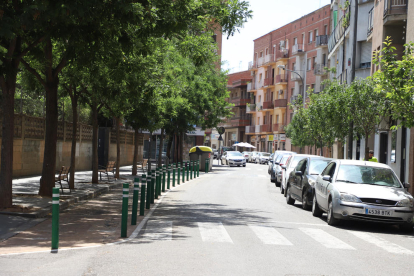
292,44,305,55
256,104,263,112
276,49,289,60
247,82,257,91
291,71,304,82
384,0,408,17
328,3,351,53
273,124,286,132
255,125,261,133
264,54,275,64
264,77,274,86
314,64,328,75
275,74,288,84
263,101,274,110
257,57,264,67
315,35,328,47
257,80,264,89
260,124,272,133
274,99,287,108
231,118,250,127
230,98,250,106
245,126,255,133
246,104,256,113
367,6,374,37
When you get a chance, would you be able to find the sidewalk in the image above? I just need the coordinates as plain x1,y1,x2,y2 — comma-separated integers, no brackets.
0,164,159,254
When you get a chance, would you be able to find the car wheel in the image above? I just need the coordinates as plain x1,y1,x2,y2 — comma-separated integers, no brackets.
312,194,323,217
280,183,284,194
302,190,311,211
286,185,295,205
399,222,414,233
243,165,246,167
327,200,340,226
275,181,280,188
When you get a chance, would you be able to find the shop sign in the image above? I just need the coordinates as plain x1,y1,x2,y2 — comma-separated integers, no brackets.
186,127,205,136
261,135,266,139
280,134,286,141
268,135,274,141
231,133,237,141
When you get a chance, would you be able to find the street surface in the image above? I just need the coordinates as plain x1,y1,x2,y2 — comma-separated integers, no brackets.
1,163,414,275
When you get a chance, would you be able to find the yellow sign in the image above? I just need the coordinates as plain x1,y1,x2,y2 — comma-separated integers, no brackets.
268,135,274,141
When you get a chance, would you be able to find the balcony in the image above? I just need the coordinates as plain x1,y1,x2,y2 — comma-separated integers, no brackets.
383,0,407,25
257,57,264,67
231,116,250,127
274,99,287,108
328,4,351,53
292,44,305,56
291,71,304,82
273,124,286,133
247,82,257,92
314,64,328,75
256,104,263,112
264,77,274,87
230,98,250,106
264,54,275,65
246,104,256,113
248,61,257,70
263,101,274,110
367,6,374,38
276,49,289,61
245,125,256,134
315,35,328,48
260,124,273,133
275,74,288,84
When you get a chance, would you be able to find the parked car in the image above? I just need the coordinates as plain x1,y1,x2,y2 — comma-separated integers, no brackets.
270,152,295,186
268,150,291,174
256,152,271,164
280,154,315,195
242,151,252,162
220,146,234,156
249,151,259,163
213,149,218,159
267,153,275,173
285,156,333,210
312,160,413,231
221,151,246,167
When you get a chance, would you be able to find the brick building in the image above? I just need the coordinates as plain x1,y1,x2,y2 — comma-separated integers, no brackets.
246,5,331,153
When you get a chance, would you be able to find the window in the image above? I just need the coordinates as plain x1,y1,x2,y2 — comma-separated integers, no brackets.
315,29,318,38
292,62,296,71
276,115,279,124
302,34,305,45
294,37,298,45
260,51,263,57
291,88,295,96
259,95,261,102
309,31,313,43
312,57,316,69
307,59,311,71
257,118,260,125
324,25,328,35
265,48,268,55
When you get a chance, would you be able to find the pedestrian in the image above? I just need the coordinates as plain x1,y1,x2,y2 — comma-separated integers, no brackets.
365,150,378,162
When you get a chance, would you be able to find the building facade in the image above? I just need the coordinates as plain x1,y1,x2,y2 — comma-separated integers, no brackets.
246,5,331,153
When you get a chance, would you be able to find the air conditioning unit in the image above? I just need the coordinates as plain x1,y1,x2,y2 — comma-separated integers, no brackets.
278,90,284,95
279,40,285,48
360,62,371,69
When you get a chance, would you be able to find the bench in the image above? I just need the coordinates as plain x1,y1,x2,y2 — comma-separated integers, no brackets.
55,166,71,194
98,161,116,181
137,159,148,173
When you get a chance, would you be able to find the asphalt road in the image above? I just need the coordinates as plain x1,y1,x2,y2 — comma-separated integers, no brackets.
1,163,414,276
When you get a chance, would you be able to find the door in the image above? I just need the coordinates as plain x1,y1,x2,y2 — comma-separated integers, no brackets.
379,132,388,164
291,159,307,199
316,162,335,210
320,163,336,210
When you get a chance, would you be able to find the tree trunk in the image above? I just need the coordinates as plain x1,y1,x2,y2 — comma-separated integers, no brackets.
132,128,139,175
115,117,120,179
174,133,179,163
147,132,153,174
69,93,78,189
166,134,173,166
158,128,164,167
180,131,184,163
364,133,370,161
91,102,99,183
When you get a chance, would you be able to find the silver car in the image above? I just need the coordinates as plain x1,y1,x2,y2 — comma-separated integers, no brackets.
221,151,246,167
281,154,317,195
313,160,414,232
249,151,259,163
256,152,271,164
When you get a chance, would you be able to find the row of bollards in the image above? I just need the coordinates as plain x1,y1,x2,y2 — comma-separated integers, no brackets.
51,160,207,249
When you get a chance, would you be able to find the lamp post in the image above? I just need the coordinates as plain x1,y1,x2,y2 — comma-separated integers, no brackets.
277,65,305,107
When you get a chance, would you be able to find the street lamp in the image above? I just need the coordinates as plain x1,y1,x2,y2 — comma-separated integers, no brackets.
277,65,305,106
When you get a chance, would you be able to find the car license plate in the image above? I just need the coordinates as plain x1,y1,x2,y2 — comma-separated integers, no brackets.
364,208,392,216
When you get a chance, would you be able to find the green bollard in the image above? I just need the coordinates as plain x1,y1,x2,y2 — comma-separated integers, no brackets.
167,165,171,189
177,164,181,185
197,160,200,177
140,175,146,216
51,187,60,250
182,163,186,183
162,165,166,192
131,178,140,225
155,168,159,199
173,165,176,187
146,175,151,209
190,162,193,180
206,159,209,173
121,183,129,238
151,169,155,204
194,161,197,178
186,162,189,181
158,167,162,196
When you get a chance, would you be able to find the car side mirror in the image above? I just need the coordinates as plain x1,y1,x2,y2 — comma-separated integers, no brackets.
403,182,411,189
322,175,331,182
269,160,273,163
281,165,287,170
295,171,303,176
275,162,280,165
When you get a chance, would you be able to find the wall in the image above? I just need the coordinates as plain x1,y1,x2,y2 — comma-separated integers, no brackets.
408,0,414,43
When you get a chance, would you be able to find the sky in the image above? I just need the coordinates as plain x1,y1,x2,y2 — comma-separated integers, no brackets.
221,0,332,74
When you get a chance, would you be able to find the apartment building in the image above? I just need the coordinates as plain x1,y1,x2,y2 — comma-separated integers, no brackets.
246,5,331,153
221,70,252,147
408,0,414,192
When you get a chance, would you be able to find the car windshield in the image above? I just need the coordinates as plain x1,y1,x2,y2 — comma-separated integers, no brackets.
228,152,243,157
289,156,305,168
336,165,402,188
309,159,331,175
262,153,270,157
280,155,289,164
275,154,284,163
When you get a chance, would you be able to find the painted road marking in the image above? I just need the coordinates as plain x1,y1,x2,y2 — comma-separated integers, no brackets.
141,220,172,241
300,228,355,250
249,225,293,245
349,231,414,255
198,222,233,243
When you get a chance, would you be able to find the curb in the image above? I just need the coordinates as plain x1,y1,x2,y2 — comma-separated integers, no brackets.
0,182,121,219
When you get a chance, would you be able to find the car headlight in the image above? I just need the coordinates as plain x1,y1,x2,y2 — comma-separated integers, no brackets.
340,193,362,203
397,198,414,208
308,179,316,187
